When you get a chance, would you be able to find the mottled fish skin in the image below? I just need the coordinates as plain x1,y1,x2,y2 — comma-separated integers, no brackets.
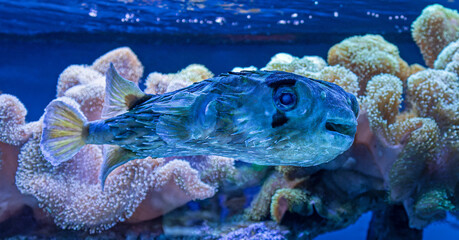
87,70,359,166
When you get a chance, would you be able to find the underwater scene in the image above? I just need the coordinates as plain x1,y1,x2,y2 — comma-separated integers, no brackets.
1,0,459,239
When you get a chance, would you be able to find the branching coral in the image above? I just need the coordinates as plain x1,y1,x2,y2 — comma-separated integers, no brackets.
328,34,410,95
412,4,459,68
144,64,213,94
1,48,235,233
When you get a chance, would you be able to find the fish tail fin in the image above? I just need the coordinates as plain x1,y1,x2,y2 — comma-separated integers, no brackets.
40,97,88,166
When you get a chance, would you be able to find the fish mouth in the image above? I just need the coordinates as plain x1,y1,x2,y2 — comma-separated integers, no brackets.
325,119,356,137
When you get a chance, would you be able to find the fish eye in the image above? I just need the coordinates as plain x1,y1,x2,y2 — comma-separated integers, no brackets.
273,86,297,111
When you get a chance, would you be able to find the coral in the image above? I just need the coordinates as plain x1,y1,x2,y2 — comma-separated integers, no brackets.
3,9,459,235
245,62,458,235
15,124,232,232
434,39,459,77
56,65,104,97
412,4,459,68
244,172,298,221
91,47,144,83
362,74,403,142
434,39,459,70
407,69,458,127
231,66,258,72
1,48,234,232
0,94,28,145
262,53,326,74
219,222,289,240
63,82,105,121
388,118,440,202
409,63,426,76
0,95,40,224
261,53,359,96
361,71,459,228
270,188,308,223
144,64,213,95
301,65,360,96
328,34,410,95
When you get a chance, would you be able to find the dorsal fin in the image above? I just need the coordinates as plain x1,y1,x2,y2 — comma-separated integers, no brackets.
101,63,146,118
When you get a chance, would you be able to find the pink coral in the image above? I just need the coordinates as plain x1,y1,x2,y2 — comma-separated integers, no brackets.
1,48,235,233
91,47,144,83
0,95,42,224
16,123,232,231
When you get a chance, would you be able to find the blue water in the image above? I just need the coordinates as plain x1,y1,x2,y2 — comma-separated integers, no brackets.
1,0,459,239
1,0,458,35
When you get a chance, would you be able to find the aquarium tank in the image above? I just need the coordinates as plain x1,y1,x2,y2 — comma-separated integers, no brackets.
1,0,459,239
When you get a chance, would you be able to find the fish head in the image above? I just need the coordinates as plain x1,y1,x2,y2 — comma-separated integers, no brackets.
233,71,359,166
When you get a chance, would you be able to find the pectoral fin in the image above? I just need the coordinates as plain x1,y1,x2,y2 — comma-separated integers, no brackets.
102,63,147,118
99,145,136,190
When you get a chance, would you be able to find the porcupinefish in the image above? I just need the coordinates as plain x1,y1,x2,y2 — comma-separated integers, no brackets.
40,64,359,188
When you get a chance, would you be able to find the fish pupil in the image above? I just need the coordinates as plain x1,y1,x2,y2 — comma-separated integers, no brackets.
273,86,297,111
280,93,294,105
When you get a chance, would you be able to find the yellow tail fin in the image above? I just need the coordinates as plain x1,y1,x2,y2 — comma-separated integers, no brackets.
40,97,87,166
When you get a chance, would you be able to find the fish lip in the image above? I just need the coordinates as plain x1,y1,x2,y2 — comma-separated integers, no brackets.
324,118,357,137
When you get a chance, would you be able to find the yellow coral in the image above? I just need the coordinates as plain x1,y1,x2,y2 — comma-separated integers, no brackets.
445,61,459,76
407,69,458,127
270,188,308,222
434,39,459,69
245,172,289,221
231,66,258,72
179,64,214,83
434,40,459,76
144,64,213,95
301,65,359,96
389,118,439,201
362,74,403,141
263,53,326,73
409,64,426,76
412,4,459,68
328,34,409,95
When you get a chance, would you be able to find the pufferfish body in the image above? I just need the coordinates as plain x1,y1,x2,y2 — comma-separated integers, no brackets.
40,64,359,187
